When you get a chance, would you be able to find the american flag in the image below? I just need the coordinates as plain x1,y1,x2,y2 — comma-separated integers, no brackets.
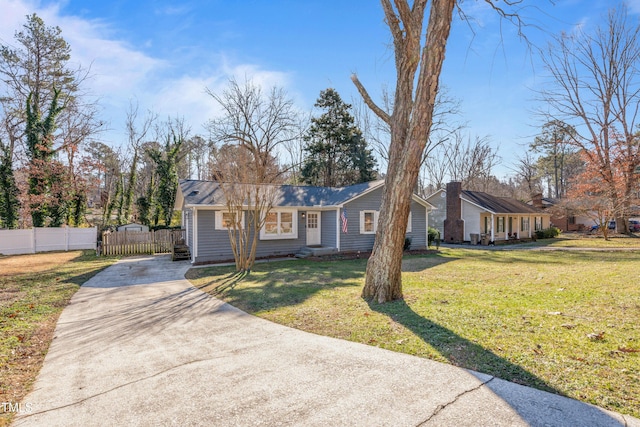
341,208,348,233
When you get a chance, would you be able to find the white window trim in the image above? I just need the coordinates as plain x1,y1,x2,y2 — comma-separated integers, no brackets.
260,209,298,240
406,212,412,233
215,211,245,231
360,210,378,234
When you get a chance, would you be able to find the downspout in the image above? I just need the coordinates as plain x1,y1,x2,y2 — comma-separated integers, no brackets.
336,207,341,251
193,208,198,263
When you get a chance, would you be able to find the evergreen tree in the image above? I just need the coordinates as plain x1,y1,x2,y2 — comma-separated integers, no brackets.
0,141,19,228
301,88,377,187
25,88,64,227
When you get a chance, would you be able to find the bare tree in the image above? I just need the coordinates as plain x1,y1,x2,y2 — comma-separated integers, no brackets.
206,78,300,271
538,6,640,233
510,151,542,196
353,0,528,302
119,102,156,224
442,131,500,191
352,0,457,302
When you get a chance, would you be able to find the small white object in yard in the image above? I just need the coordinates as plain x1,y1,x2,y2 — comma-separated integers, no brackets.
587,331,605,341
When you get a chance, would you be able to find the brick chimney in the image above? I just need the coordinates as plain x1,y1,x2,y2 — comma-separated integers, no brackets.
532,193,544,209
444,181,465,243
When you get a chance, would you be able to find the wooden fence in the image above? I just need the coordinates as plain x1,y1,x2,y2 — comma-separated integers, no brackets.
100,229,186,256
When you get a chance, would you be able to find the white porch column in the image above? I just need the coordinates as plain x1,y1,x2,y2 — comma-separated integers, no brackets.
490,213,495,243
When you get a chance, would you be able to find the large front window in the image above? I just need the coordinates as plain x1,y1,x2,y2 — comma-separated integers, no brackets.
260,210,298,240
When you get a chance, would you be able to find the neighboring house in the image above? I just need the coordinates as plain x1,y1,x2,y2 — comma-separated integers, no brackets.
174,179,433,264
425,182,551,244
527,195,591,232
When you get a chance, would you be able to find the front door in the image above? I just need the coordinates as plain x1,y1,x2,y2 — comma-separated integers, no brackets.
306,211,321,246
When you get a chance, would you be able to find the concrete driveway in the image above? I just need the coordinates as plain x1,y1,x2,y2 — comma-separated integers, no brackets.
14,255,640,426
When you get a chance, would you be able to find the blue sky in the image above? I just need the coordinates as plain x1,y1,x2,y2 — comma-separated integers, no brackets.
2,0,639,176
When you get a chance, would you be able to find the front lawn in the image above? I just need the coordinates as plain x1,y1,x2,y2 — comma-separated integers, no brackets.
187,246,640,419
0,251,116,426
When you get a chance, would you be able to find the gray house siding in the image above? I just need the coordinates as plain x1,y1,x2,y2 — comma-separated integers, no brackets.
407,199,427,249
339,188,428,252
194,210,231,263
194,209,306,264
321,210,337,248
339,187,383,251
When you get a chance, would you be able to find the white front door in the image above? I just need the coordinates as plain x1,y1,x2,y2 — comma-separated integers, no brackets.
306,211,321,246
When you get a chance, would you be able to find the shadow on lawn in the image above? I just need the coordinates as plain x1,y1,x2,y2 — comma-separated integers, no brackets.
368,298,560,395
192,260,367,312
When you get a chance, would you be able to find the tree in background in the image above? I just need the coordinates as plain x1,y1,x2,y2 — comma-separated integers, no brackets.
539,6,640,233
0,14,100,227
206,78,299,271
115,104,156,225
85,141,122,226
301,88,377,187
0,137,19,228
146,118,189,226
25,88,65,226
530,121,580,199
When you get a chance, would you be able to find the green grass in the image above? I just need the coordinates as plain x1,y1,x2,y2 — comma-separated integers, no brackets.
522,233,640,248
0,251,117,426
187,245,640,419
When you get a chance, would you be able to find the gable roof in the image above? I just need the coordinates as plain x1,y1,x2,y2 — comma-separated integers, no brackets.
461,190,544,215
176,179,432,209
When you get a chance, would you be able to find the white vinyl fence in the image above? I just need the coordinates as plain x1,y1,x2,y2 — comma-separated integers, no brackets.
0,227,97,255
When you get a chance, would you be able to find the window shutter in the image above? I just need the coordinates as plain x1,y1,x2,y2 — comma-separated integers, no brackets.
359,211,365,234
374,211,380,232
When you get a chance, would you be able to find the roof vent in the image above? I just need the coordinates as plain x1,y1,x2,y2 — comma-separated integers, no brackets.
189,190,200,196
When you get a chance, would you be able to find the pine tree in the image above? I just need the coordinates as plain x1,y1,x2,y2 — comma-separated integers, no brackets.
301,88,377,187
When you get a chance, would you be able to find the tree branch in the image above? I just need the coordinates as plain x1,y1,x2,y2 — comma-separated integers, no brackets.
351,73,391,125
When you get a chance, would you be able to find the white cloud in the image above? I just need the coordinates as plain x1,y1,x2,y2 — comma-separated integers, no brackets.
1,0,300,145
150,60,294,134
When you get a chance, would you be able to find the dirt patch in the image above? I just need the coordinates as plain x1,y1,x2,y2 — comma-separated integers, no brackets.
0,252,81,277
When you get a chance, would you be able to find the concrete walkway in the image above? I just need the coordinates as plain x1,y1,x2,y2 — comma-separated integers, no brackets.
14,255,640,427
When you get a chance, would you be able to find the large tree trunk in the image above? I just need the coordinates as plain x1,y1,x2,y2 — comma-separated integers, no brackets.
360,0,455,303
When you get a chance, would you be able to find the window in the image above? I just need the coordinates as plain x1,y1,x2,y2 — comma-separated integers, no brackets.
406,212,412,233
215,211,244,230
534,216,543,231
484,216,490,234
280,212,293,234
360,210,378,234
264,212,278,235
497,217,505,233
260,210,298,240
521,217,530,232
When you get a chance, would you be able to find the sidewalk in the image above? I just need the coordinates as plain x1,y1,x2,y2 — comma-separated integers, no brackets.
14,255,640,426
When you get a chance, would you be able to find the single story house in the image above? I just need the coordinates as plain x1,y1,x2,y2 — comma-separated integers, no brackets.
527,195,605,232
174,179,433,264
425,182,551,244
